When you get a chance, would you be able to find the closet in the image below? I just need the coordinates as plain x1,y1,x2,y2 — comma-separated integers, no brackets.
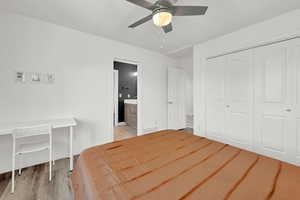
205,51,253,149
204,38,300,164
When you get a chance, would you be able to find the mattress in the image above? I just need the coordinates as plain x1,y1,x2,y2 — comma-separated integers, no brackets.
71,130,300,200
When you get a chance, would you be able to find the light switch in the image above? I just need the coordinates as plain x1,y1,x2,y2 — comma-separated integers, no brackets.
31,72,41,82
47,73,55,83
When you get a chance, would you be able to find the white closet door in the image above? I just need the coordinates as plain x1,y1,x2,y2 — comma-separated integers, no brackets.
224,51,253,147
253,41,294,161
288,39,300,163
205,57,226,138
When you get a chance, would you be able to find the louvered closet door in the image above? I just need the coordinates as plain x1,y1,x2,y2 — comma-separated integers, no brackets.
253,41,294,161
205,57,226,138
224,51,253,148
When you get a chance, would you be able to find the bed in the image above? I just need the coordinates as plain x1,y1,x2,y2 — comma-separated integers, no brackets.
71,130,300,200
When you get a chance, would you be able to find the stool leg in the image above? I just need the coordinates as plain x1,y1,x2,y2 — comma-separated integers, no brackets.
18,155,22,175
11,169,15,193
49,129,53,181
49,148,52,181
52,151,55,166
11,140,15,193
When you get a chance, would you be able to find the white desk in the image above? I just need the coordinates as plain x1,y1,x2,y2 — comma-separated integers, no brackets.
0,118,77,171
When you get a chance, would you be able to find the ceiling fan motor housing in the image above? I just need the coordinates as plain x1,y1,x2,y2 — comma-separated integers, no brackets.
152,7,173,16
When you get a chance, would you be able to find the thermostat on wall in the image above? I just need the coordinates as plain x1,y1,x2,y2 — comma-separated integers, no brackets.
15,71,25,82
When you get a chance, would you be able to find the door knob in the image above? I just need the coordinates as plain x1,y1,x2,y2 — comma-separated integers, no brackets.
226,105,230,108
168,101,173,104
285,109,292,112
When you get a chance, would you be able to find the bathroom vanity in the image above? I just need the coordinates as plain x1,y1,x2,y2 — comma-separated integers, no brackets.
124,99,137,129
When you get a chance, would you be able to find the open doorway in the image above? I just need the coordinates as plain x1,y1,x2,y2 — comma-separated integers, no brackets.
113,61,138,141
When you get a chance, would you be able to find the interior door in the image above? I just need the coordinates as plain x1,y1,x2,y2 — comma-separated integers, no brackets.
205,57,226,138
168,68,185,130
224,51,253,147
253,41,293,160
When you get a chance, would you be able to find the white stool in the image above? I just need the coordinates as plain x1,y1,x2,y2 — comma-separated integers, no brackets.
11,124,53,193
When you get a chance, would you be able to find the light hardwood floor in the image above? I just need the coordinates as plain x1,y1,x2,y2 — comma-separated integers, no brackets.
114,125,137,141
114,126,193,141
182,127,193,134
0,158,75,200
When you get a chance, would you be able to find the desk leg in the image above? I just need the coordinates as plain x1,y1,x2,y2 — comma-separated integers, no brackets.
69,126,73,171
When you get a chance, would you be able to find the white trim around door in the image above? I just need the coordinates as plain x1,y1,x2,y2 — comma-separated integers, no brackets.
111,58,143,139
113,70,119,126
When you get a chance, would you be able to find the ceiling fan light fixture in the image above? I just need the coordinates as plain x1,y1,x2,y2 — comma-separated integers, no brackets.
152,11,172,27
127,0,208,33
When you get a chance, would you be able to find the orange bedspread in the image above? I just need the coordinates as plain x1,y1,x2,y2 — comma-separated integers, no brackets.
71,130,300,200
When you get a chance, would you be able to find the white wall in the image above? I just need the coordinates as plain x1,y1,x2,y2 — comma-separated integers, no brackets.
0,12,178,173
193,9,300,164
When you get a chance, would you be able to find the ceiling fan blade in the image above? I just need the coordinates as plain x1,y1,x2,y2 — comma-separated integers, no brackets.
162,23,173,33
129,14,153,28
158,0,174,7
126,0,155,10
173,6,208,16
168,0,178,4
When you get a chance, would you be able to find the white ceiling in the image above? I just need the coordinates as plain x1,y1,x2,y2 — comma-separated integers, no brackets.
1,0,300,56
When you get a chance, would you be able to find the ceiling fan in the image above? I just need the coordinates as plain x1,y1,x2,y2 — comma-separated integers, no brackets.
126,0,208,33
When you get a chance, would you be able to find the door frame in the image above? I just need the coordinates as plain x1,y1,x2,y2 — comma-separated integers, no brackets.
113,70,119,126
111,58,143,139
